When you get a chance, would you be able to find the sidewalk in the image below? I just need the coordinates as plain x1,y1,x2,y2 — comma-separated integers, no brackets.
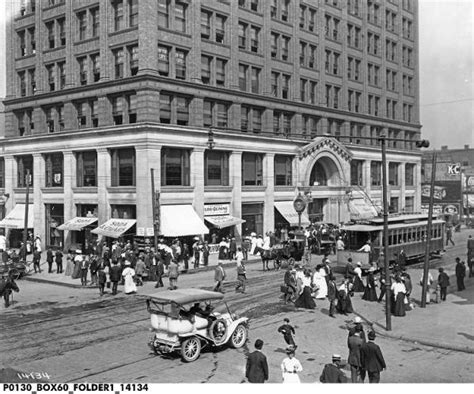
22,252,264,289
353,267,474,354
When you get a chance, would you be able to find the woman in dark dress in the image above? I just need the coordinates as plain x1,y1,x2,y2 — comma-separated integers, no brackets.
352,262,365,292
336,278,354,314
295,270,316,309
362,268,378,301
391,276,406,316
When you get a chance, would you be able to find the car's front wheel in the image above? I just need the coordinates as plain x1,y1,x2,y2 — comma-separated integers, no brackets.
229,324,247,348
181,337,201,362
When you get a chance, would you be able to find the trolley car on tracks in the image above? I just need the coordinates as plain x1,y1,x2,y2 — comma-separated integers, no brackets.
334,214,445,272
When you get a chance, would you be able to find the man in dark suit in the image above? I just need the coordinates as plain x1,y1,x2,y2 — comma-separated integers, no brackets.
109,260,122,295
327,277,337,318
347,331,365,383
319,354,347,383
245,339,269,383
360,331,386,383
455,257,466,291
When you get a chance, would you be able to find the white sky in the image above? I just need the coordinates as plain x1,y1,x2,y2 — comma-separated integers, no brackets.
0,0,473,149
419,0,474,149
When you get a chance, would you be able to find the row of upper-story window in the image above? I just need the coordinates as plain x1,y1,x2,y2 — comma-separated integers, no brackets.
1,150,418,191
350,160,417,187
14,1,415,62
13,86,416,143
15,46,415,102
4,150,295,189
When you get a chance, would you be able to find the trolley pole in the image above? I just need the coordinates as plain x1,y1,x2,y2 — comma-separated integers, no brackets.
22,169,30,262
421,151,437,308
380,135,391,331
150,168,159,251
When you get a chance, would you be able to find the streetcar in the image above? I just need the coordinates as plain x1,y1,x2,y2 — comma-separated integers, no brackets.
335,214,445,272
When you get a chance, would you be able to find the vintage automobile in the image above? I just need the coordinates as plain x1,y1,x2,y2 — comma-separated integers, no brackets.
143,288,249,362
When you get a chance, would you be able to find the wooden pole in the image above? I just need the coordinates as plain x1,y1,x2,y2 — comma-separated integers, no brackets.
381,135,391,331
421,151,437,308
150,168,159,251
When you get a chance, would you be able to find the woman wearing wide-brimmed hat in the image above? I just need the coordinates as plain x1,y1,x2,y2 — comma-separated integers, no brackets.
280,345,303,383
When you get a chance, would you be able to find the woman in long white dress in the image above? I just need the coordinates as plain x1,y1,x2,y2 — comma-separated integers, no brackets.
122,261,137,294
312,264,328,299
281,346,303,383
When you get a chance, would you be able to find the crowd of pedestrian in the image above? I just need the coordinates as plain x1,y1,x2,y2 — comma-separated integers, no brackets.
245,317,386,384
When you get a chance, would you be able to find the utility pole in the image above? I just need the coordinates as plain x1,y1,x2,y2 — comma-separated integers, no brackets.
150,168,159,251
380,135,391,331
22,169,30,262
421,152,437,307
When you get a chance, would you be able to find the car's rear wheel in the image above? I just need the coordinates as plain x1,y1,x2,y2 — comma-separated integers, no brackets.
181,337,201,362
229,324,247,348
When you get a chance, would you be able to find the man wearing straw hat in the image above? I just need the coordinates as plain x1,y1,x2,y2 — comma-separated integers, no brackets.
319,354,347,383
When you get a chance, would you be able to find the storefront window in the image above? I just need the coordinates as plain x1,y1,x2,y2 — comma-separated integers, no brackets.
111,148,135,186
46,203,64,248
371,161,382,186
161,148,190,186
76,151,97,187
405,163,415,186
16,155,33,187
274,155,293,186
111,204,136,219
205,150,229,186
390,197,399,213
389,162,399,186
242,203,263,236
77,204,98,217
242,152,263,186
45,153,63,187
351,160,363,186
404,197,414,213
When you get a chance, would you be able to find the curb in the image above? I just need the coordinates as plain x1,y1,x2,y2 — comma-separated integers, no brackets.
354,312,474,355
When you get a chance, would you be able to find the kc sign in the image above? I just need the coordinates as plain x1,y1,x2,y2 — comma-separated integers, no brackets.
447,163,461,175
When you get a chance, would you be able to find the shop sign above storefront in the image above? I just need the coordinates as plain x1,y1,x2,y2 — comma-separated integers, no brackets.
204,204,230,216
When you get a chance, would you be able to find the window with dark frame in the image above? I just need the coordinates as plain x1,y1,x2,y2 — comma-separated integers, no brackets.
111,148,135,187
161,148,190,186
205,150,229,186
274,155,293,186
242,153,263,186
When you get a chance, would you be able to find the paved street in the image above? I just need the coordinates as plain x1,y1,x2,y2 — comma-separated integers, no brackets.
1,229,473,383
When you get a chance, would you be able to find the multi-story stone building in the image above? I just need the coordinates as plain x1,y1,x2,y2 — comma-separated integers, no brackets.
1,0,422,249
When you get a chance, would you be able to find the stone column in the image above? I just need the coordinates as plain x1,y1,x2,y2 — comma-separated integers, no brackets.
400,162,406,212
63,151,75,248
263,153,275,234
230,151,242,240
96,148,111,224
363,159,371,195
3,156,16,214
33,153,45,243
191,148,205,218
135,144,161,232
415,161,422,211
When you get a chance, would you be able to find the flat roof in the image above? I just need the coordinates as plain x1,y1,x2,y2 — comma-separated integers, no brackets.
139,288,224,304
342,219,445,232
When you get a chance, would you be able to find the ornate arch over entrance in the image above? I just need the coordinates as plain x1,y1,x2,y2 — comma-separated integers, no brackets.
298,137,352,187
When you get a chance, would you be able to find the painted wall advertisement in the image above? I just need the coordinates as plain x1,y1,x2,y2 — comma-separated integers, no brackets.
421,180,461,215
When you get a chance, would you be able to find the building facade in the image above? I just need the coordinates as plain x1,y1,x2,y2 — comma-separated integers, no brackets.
1,0,422,249
422,145,474,219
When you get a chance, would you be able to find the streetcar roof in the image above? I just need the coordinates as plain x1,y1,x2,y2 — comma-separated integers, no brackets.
140,288,224,304
342,219,445,232
364,214,434,224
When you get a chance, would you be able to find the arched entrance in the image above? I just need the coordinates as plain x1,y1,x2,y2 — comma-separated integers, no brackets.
309,156,341,186
307,156,345,223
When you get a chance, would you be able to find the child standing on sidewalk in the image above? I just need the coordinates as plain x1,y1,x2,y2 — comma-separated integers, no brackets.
278,318,297,348
98,266,107,296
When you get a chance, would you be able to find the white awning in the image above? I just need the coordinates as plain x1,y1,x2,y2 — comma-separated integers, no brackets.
274,201,310,227
349,198,379,220
91,219,136,238
161,205,209,237
0,204,34,229
205,215,245,229
58,217,98,231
